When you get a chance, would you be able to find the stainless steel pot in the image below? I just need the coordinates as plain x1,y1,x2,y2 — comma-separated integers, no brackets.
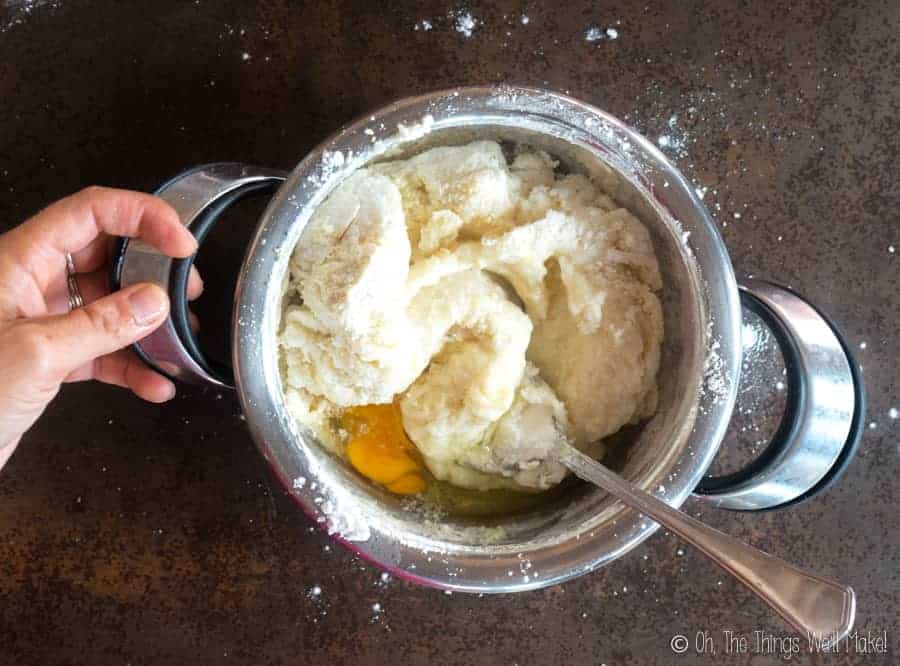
111,86,863,592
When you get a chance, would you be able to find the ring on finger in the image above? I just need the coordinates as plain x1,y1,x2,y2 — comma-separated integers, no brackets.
65,252,85,311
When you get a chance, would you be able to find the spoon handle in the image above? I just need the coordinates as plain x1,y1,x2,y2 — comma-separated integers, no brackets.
558,444,855,642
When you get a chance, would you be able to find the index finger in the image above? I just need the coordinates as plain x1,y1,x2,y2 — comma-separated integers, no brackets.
5,186,197,291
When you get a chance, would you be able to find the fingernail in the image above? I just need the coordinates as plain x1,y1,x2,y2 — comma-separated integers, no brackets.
185,231,199,253
164,382,176,401
129,285,168,326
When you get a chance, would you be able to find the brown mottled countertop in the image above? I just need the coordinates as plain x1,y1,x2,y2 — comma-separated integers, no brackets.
0,1,897,664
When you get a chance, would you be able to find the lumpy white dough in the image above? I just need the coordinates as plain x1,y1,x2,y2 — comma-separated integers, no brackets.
280,141,663,491
281,170,414,405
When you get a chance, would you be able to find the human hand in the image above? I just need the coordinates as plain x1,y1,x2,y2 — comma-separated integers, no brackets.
0,186,203,469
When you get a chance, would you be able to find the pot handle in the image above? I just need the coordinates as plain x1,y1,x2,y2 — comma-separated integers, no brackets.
694,279,865,511
110,163,288,388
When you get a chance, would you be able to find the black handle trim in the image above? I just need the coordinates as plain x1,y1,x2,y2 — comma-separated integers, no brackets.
168,180,280,386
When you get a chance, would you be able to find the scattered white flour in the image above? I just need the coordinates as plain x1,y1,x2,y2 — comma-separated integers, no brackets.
521,15,530,25
585,26,619,42
889,407,898,419
305,149,349,187
889,245,895,254
414,19,433,31
701,326,729,407
656,115,690,160
321,150,345,170
395,114,434,142
1,0,62,33
241,52,250,61
859,341,867,350
299,451,372,542
453,10,477,37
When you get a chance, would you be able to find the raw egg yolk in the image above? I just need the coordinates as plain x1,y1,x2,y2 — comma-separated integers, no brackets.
341,403,426,495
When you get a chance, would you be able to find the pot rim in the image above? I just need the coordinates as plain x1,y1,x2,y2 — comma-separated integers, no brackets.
232,85,742,592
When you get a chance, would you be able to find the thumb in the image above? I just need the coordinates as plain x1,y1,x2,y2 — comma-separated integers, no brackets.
37,283,170,378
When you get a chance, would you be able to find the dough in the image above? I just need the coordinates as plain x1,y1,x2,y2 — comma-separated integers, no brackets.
280,141,663,491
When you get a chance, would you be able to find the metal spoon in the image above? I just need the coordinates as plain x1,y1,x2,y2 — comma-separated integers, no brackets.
557,443,856,641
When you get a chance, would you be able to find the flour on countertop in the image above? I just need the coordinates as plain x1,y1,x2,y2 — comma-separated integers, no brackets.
452,9,477,37
585,26,619,42
1,0,62,32
656,114,690,160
